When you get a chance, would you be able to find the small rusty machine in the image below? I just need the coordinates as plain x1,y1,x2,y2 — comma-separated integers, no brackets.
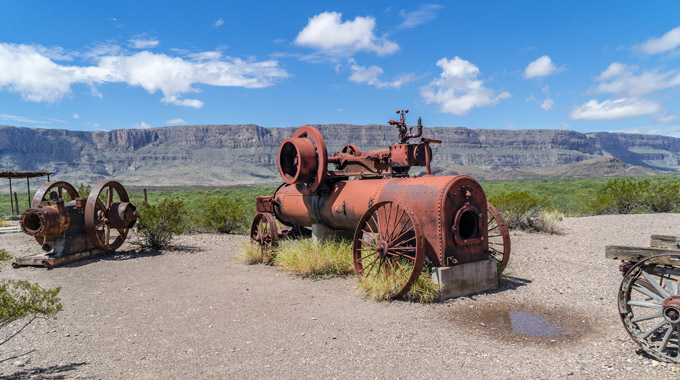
15,180,137,268
607,237,680,363
252,109,511,299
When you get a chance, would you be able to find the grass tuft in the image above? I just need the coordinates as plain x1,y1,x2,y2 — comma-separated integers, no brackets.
238,240,274,265
275,239,353,278
356,262,441,303
0,220,10,228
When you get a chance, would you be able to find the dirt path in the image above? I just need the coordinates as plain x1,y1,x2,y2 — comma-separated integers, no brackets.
1,214,679,379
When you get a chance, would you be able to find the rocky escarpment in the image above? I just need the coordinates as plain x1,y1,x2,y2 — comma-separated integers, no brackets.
0,124,679,187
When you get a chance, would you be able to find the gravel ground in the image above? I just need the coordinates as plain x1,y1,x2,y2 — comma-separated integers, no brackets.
1,214,680,379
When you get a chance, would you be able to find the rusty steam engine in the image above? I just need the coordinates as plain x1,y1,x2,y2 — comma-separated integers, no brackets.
252,110,510,298
16,180,137,268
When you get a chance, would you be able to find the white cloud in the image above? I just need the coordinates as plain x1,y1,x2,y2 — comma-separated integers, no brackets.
421,56,510,115
0,113,43,124
561,122,569,129
166,118,186,125
655,113,677,124
540,97,554,111
134,121,151,129
294,12,398,56
214,18,224,28
397,4,443,29
523,55,560,78
569,98,661,120
620,125,680,137
640,26,680,55
348,62,415,89
0,43,289,107
592,62,680,97
129,36,160,49
73,113,79,119
82,42,122,59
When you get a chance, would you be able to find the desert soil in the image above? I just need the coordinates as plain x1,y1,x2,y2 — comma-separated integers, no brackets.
1,214,680,379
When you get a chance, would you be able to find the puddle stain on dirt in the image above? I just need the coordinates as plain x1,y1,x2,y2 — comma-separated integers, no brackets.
447,303,591,344
497,310,566,337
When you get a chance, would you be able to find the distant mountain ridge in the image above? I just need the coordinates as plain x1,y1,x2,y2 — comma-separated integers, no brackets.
0,124,678,188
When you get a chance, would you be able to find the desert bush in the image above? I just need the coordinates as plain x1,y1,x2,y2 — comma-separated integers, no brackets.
488,191,560,233
76,183,92,198
274,238,354,278
0,220,10,228
585,178,680,215
0,251,62,348
135,198,187,249
198,196,249,233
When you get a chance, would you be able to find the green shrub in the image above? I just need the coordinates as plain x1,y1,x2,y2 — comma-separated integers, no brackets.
0,249,12,263
488,191,560,233
0,280,62,346
585,178,680,215
239,240,275,265
77,183,92,198
135,198,187,249
198,196,249,233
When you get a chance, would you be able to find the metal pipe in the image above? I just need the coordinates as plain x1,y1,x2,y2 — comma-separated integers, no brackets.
8,178,13,215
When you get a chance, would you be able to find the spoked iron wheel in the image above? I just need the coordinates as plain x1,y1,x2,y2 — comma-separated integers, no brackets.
84,180,132,251
619,253,680,363
31,181,80,245
487,202,511,274
353,201,424,299
250,213,278,261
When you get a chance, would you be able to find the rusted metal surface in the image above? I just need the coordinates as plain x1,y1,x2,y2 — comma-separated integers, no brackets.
252,109,511,299
607,237,680,363
15,180,137,268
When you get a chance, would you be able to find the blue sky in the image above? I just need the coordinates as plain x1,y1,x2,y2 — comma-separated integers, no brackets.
1,1,680,136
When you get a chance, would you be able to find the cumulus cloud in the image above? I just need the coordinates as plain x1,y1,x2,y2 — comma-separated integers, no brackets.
0,43,289,107
540,97,554,111
348,62,415,89
73,113,79,119
421,56,510,115
214,18,224,28
166,118,186,125
129,36,159,49
620,125,680,138
397,4,443,29
592,62,680,97
569,98,661,120
294,12,399,56
640,26,680,55
523,55,561,78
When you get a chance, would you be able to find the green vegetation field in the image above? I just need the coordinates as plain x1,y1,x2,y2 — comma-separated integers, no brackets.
3,176,680,227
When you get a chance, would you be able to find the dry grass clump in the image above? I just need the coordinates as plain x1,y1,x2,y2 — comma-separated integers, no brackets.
0,220,10,228
274,239,353,278
489,191,563,234
238,240,274,265
356,262,440,303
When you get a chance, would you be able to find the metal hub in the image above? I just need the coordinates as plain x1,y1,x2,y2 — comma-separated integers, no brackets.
663,296,680,324
376,240,389,258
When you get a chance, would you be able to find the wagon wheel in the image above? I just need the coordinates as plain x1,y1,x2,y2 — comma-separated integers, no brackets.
487,202,511,274
250,213,278,263
84,181,131,252
292,126,328,193
619,253,680,363
30,181,80,245
353,201,424,299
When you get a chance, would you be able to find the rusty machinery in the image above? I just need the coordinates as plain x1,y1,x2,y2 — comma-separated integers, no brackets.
15,180,137,268
606,238,680,363
252,109,511,299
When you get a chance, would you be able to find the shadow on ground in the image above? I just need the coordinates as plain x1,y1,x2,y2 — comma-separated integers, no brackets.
1,361,88,380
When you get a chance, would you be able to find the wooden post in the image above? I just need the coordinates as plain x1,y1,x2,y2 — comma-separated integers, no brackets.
26,177,31,210
143,188,148,203
8,178,13,215
14,192,19,213
47,174,50,181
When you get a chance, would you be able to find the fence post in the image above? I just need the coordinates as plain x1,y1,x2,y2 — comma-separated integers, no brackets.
143,188,148,203
14,192,19,214
8,178,13,215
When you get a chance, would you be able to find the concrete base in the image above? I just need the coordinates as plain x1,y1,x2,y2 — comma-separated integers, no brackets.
432,259,498,301
311,223,354,244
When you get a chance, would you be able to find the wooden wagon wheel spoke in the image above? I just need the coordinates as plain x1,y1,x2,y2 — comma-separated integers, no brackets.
619,253,680,363
353,201,424,299
487,202,511,275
